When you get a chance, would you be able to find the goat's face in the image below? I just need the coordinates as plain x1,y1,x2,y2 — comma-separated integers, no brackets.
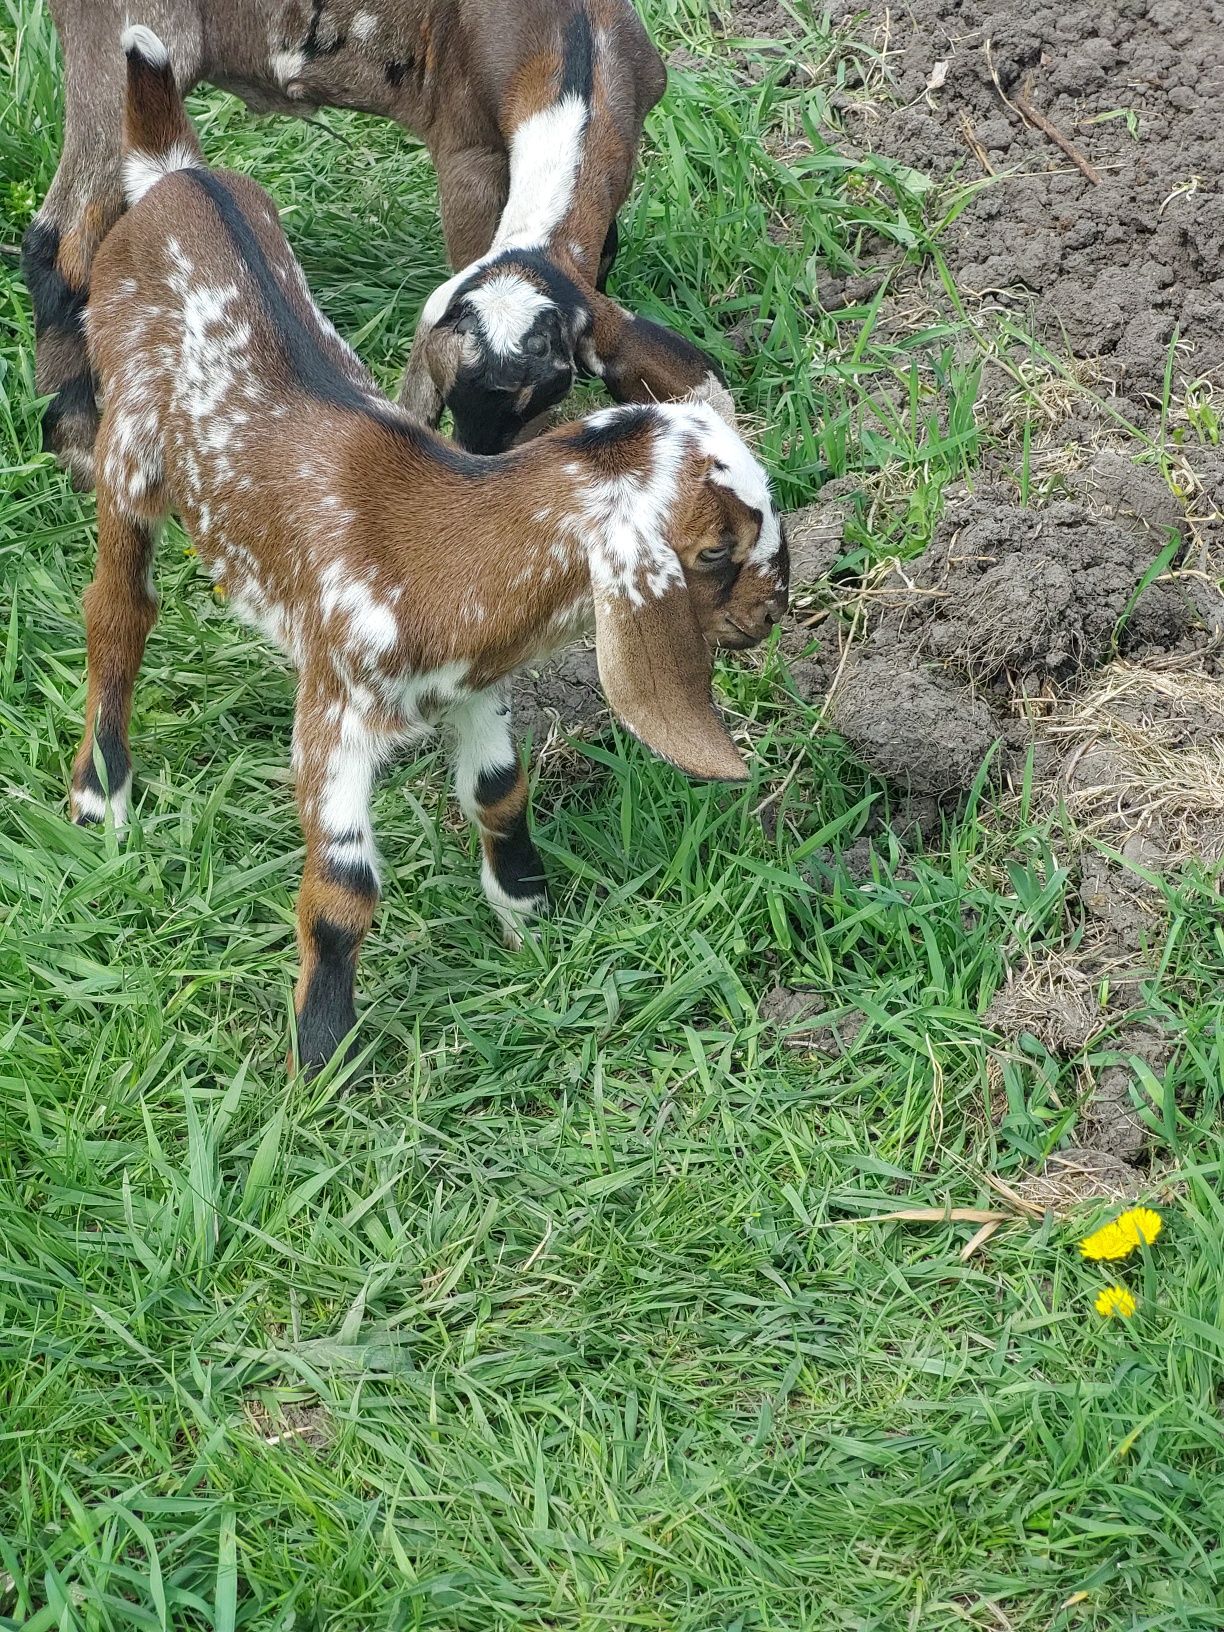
579,403,789,785
403,252,591,453
667,415,789,652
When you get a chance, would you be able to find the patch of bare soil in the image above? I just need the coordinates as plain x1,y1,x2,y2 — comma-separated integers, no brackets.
842,0,1224,418
509,647,606,746
809,459,1224,957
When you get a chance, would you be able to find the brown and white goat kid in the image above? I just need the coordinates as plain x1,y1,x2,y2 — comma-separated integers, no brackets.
25,0,726,483
73,28,788,1070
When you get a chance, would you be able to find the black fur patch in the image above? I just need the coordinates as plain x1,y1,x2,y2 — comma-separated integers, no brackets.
21,219,89,335
488,808,546,901
474,760,521,809
563,404,656,456
296,917,360,1068
384,59,411,85
182,170,483,476
596,217,619,292
322,831,380,898
41,371,98,450
559,11,594,102
93,718,130,793
302,0,345,59
76,716,130,809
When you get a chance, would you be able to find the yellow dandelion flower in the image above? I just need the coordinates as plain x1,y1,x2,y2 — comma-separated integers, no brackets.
1079,1207,1162,1261
1094,1284,1137,1319
213,583,228,603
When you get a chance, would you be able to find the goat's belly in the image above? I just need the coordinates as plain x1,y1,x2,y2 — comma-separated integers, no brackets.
183,522,303,664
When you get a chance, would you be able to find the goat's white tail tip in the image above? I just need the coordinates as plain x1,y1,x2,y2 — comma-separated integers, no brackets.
121,23,170,66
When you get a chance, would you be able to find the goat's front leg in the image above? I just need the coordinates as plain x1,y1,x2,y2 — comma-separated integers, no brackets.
291,687,389,1072
451,690,547,947
70,490,160,826
432,144,510,268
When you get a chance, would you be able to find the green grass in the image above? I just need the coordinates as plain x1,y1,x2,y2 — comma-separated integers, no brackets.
3,0,1224,1626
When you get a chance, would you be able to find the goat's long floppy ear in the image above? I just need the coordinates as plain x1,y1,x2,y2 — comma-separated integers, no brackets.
397,320,462,427
593,577,748,783
584,292,736,426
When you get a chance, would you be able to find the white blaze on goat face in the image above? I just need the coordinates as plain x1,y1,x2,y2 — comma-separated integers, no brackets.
464,273,553,356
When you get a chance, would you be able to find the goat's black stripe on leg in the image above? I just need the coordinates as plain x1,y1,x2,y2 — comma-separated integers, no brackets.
475,762,547,912
320,829,380,898
21,220,89,335
21,219,99,467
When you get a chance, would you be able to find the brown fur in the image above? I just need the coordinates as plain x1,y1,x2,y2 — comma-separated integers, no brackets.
68,41,785,1072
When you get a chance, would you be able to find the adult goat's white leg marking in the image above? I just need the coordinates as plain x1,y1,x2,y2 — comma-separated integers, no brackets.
493,95,590,252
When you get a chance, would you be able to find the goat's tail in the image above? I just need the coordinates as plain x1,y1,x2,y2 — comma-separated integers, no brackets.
120,25,202,207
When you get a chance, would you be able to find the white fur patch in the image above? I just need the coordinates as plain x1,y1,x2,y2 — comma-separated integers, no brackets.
578,411,687,607
317,726,383,840
269,48,306,84
450,691,515,825
123,142,201,207
75,775,131,828
121,24,170,66
72,785,106,822
351,10,379,41
318,564,399,654
391,662,472,731
658,401,782,573
495,94,589,251
480,855,546,947
465,273,552,356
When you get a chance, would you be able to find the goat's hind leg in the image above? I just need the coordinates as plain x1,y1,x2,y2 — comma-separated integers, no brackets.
70,484,162,827
451,690,547,948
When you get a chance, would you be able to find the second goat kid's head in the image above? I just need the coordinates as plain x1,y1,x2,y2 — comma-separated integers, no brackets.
406,250,592,453
570,401,789,781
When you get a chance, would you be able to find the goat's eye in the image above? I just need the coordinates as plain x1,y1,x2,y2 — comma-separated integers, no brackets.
698,545,731,565
523,333,549,358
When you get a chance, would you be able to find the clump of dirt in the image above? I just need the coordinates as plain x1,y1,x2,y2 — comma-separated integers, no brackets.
879,479,1196,684
785,479,858,587
830,652,996,794
846,0,1224,414
1082,1025,1173,1162
819,461,1224,810
985,957,1103,1056
759,986,866,1053
789,460,1224,985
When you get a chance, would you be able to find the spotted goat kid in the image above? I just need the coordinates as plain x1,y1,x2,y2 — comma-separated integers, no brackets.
72,28,788,1070
26,0,727,482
